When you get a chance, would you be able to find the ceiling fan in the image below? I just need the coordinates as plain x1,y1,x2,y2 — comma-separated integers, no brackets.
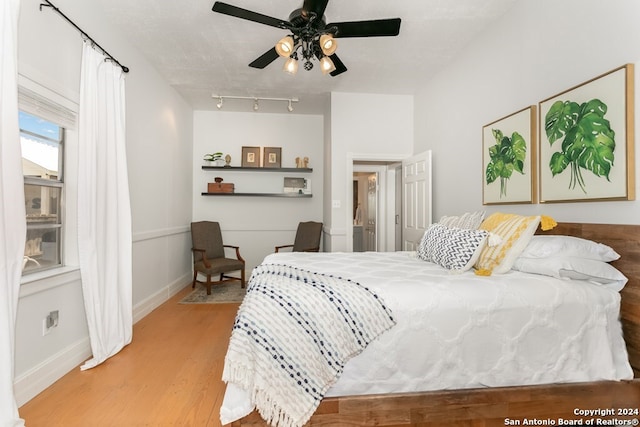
211,0,401,76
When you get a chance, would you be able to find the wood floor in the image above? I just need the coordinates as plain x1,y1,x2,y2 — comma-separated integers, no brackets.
18,285,237,427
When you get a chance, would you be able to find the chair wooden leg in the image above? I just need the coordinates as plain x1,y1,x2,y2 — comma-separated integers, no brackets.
206,274,212,295
192,270,197,289
241,268,246,288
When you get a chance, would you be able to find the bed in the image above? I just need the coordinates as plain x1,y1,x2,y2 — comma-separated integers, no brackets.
223,221,640,426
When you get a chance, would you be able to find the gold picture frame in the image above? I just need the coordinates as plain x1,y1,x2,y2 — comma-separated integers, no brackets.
538,64,635,203
482,106,537,205
241,146,260,168
263,147,281,168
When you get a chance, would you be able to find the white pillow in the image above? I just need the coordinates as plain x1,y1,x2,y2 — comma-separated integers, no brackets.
438,210,486,230
519,235,620,262
417,224,489,272
512,256,628,292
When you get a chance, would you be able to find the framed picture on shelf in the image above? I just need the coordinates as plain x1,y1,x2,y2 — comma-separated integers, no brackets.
538,64,635,203
263,147,282,168
241,146,260,168
482,105,537,205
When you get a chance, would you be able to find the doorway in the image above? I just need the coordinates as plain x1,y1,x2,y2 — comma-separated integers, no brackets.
352,171,378,251
352,162,399,252
348,151,432,253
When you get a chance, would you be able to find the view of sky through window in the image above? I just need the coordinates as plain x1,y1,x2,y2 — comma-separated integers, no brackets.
19,112,61,176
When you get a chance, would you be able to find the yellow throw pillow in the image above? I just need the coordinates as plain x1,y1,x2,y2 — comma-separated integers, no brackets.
474,213,542,275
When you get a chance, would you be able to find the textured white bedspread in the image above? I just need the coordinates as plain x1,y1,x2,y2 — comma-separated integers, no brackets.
220,251,633,425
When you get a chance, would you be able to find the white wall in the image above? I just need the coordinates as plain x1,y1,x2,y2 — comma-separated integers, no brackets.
192,110,324,271
15,0,193,406
327,92,414,251
415,0,640,224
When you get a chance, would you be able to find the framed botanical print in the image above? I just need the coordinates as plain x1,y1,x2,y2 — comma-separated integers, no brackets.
263,147,281,168
241,146,260,168
482,105,537,205
538,64,635,202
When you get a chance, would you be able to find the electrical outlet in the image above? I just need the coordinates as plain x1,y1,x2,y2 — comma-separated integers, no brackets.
42,310,59,336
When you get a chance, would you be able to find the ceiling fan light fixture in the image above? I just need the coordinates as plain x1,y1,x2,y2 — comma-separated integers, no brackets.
320,56,336,75
319,34,337,56
275,36,295,57
283,56,299,75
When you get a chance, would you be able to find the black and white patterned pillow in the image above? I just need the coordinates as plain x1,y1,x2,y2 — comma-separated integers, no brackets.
417,224,489,272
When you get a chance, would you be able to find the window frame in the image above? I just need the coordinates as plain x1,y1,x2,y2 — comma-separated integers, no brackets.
17,76,79,284
21,111,65,275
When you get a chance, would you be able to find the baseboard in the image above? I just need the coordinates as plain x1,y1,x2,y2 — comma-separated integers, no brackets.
16,273,192,407
15,337,92,407
132,273,192,324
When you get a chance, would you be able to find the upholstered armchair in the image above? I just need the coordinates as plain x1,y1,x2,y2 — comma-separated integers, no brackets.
191,221,245,295
275,221,323,253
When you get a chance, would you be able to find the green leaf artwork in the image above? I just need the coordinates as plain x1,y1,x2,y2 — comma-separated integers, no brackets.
544,98,615,193
485,129,527,198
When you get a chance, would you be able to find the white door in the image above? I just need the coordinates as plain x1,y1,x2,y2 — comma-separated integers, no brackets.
402,151,432,250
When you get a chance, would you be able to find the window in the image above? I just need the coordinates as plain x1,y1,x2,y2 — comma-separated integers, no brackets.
20,111,64,274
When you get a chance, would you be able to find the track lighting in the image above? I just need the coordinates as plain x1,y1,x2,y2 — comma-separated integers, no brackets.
211,94,299,113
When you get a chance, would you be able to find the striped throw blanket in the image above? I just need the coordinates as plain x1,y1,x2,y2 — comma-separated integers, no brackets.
222,263,396,427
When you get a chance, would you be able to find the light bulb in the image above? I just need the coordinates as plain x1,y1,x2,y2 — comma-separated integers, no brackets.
275,36,295,57
283,57,299,75
319,34,337,56
320,56,336,75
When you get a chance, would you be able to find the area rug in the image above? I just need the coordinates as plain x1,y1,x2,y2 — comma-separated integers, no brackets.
179,282,246,304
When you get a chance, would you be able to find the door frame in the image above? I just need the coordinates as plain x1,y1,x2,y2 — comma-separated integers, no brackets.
346,153,405,252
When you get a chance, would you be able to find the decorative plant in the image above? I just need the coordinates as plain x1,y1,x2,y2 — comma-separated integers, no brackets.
203,152,223,162
544,98,615,193
485,129,527,198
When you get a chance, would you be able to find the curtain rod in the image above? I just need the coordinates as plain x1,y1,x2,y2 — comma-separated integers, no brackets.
39,0,130,73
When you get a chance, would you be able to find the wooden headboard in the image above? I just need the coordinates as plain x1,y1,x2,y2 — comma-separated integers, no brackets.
538,222,640,377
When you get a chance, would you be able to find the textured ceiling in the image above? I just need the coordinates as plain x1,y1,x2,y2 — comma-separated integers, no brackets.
94,0,518,114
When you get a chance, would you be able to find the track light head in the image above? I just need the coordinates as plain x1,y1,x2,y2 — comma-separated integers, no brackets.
253,99,259,111
216,97,223,109
287,99,294,112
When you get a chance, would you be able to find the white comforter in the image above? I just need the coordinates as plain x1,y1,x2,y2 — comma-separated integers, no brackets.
220,251,633,425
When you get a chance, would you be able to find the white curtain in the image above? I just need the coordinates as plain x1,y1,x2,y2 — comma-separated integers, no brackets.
0,0,26,425
78,42,132,370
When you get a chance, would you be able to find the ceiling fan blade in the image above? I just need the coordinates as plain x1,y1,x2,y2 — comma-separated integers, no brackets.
302,0,329,20
212,2,289,29
329,54,347,76
248,47,280,69
328,18,401,38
